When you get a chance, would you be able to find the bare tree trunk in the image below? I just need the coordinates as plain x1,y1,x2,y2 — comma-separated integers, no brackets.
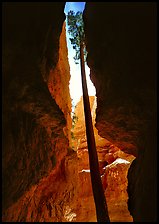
80,42,110,222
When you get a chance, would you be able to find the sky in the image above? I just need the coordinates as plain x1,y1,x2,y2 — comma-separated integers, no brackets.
64,2,96,107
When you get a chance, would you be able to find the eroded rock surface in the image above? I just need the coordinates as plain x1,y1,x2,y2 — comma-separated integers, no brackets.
2,2,157,222
71,96,134,222
48,22,72,142
2,3,78,222
84,3,157,221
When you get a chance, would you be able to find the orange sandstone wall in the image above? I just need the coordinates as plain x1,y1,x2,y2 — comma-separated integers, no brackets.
2,3,79,222
72,96,134,222
48,22,72,142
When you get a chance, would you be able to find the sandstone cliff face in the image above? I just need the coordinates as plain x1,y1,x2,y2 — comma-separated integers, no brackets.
72,96,134,222
2,2,157,222
48,22,72,142
84,3,157,221
2,3,78,222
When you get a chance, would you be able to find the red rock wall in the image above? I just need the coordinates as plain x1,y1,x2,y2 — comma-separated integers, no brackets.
2,3,78,222
48,22,72,142
72,96,134,222
84,3,157,222
2,2,157,222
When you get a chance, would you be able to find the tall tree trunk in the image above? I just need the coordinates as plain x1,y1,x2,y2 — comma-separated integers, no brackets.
80,42,110,222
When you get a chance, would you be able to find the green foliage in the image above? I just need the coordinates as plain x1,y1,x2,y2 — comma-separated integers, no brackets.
67,10,87,64
71,111,78,129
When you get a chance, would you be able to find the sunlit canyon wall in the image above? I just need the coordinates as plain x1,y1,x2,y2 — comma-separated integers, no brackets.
72,96,135,222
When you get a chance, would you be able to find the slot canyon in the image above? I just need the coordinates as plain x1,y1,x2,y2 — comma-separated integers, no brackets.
2,2,157,222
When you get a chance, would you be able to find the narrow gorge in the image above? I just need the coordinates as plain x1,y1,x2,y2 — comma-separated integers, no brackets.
2,2,157,222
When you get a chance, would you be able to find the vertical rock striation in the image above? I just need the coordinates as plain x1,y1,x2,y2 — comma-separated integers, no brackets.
47,22,72,142
84,3,157,222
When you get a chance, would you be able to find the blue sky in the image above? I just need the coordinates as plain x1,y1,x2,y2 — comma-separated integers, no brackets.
64,2,96,106
64,2,86,14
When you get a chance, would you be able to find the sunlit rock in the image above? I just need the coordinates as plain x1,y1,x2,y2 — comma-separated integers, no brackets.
72,96,134,222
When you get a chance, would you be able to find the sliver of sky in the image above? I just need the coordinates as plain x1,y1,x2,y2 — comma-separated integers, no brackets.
64,2,96,107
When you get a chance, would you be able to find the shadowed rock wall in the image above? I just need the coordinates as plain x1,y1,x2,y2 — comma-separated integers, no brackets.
2,3,78,222
84,2,157,222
